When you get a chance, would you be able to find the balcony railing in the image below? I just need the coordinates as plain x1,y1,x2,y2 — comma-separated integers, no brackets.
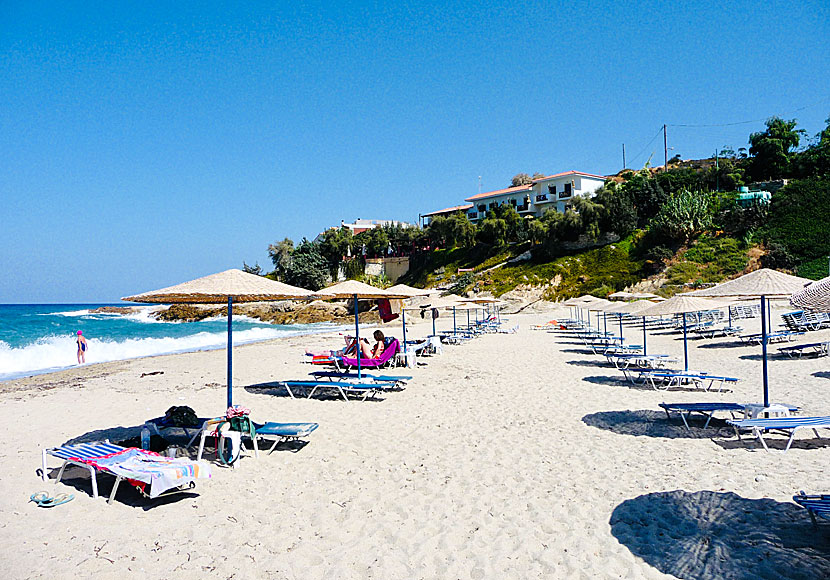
467,212,478,219
535,194,549,202
517,204,530,212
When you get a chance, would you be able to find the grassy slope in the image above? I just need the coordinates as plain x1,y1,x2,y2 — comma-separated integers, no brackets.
403,232,756,299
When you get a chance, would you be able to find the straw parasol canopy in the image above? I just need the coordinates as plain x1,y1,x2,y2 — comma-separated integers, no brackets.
791,275,830,312
687,268,813,299
637,295,728,317
639,295,728,371
608,291,635,300
586,298,614,310
404,295,465,310
123,268,313,303
602,299,657,314
123,269,313,408
314,279,408,299
386,283,439,297
686,268,814,406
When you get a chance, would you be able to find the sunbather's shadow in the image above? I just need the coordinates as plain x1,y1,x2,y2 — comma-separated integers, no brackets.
39,465,199,510
610,490,830,580
582,410,733,439
581,376,705,393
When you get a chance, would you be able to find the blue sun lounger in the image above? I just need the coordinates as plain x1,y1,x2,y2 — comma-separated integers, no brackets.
644,371,739,392
280,380,397,401
659,402,799,431
309,371,412,386
726,416,830,452
794,492,830,526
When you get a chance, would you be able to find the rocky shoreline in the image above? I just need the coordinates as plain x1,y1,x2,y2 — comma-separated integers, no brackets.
152,300,382,325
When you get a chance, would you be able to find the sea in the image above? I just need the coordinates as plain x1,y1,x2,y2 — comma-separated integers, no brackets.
0,304,346,382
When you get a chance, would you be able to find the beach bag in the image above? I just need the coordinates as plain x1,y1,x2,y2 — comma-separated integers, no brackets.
164,405,199,427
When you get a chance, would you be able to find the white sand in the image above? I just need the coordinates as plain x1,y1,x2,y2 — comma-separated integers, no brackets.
1,307,829,579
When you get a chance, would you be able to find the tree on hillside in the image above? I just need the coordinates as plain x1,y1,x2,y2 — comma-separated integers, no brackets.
594,183,637,237
282,239,329,290
426,213,475,248
317,227,352,277
793,115,830,178
268,238,294,280
531,172,546,180
510,173,533,187
242,262,262,275
748,117,806,181
650,190,715,243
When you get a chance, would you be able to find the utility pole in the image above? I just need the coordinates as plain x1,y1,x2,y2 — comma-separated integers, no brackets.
622,144,626,170
663,125,668,171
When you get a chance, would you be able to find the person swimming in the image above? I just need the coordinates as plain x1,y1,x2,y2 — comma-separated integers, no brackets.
76,330,88,364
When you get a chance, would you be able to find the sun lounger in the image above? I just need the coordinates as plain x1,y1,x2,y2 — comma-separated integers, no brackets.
726,416,830,452
696,325,743,339
309,370,411,385
645,371,738,392
340,339,401,369
609,354,676,369
659,402,799,431
41,442,210,503
738,331,804,345
794,492,830,526
280,380,397,401
778,342,830,358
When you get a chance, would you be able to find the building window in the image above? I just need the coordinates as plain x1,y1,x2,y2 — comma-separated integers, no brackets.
478,205,486,213
560,183,572,198
467,212,478,219
535,194,548,202
548,184,556,195
509,198,517,206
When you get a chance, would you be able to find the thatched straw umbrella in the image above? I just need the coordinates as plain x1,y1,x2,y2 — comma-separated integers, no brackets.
638,295,728,371
688,268,814,406
314,280,408,377
601,299,657,352
385,284,438,355
123,269,312,407
790,275,830,312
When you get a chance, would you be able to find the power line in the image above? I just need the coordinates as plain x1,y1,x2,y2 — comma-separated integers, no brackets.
668,96,830,128
626,126,664,167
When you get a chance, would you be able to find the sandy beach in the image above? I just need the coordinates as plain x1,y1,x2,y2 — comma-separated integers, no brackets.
1,306,829,579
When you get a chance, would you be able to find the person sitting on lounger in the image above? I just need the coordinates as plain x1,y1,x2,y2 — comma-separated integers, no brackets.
361,330,386,359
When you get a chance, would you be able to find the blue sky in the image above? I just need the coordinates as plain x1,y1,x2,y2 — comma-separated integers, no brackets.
1,1,828,302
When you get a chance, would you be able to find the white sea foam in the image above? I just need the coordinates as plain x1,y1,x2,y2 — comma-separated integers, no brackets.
0,324,343,381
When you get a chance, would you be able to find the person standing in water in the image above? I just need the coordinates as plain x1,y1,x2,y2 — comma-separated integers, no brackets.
76,330,88,364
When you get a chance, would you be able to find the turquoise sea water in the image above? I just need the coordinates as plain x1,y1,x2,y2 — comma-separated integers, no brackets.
0,304,342,381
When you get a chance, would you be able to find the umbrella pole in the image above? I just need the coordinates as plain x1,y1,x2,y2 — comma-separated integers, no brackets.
432,308,436,337
683,315,689,371
642,316,647,356
402,307,407,366
453,307,457,335
227,296,233,409
467,309,470,332
354,293,361,379
618,314,623,342
761,295,769,407
603,312,607,334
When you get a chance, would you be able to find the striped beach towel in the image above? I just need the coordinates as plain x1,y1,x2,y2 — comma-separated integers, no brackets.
74,448,211,498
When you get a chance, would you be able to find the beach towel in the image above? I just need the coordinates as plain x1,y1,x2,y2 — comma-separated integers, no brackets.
74,448,211,498
378,299,399,323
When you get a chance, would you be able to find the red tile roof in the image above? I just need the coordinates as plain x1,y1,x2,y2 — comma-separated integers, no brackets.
465,185,532,202
422,204,473,217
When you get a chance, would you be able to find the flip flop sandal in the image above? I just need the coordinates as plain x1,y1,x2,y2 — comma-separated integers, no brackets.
40,493,74,507
30,491,51,506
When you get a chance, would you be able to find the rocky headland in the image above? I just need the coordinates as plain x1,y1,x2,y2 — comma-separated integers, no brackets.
152,300,382,325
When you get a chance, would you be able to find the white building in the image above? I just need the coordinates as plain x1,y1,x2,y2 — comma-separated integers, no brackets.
463,171,607,223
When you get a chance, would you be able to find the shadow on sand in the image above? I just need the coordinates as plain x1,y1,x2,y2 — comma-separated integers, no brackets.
582,410,733,439
610,490,830,580
581,375,706,393
814,371,830,380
